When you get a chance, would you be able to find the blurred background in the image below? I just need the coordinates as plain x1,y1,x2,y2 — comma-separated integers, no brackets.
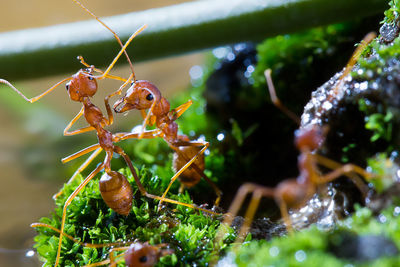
0,0,204,265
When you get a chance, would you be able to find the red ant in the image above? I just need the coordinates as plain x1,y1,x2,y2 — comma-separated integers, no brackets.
221,33,377,239
31,223,173,267
112,79,222,209
1,2,215,267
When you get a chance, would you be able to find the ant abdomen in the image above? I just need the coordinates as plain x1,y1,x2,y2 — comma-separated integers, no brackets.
99,170,133,216
173,146,204,188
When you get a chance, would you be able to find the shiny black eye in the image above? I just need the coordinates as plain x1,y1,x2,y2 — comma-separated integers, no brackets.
146,93,154,101
88,76,94,81
66,84,70,91
139,256,147,263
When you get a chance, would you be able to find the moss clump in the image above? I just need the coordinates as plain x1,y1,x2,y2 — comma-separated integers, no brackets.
233,204,400,266
34,166,233,266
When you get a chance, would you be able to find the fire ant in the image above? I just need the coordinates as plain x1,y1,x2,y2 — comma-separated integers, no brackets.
113,80,222,209
31,223,173,267
221,33,377,239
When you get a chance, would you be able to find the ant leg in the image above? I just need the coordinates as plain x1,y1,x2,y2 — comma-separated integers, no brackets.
104,74,134,126
217,183,273,243
64,106,95,136
113,129,161,142
72,0,136,77
55,163,104,267
139,100,157,138
315,154,373,197
316,162,373,198
54,147,103,199
31,223,127,249
0,77,72,103
77,56,128,82
113,146,219,215
61,144,102,164
168,100,193,121
277,200,293,233
264,69,300,124
333,32,376,95
172,146,222,206
158,141,209,209
98,25,147,80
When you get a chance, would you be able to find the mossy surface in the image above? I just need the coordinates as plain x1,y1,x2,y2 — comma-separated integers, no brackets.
34,166,233,266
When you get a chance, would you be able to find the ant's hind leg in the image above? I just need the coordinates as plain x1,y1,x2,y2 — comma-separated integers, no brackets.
54,163,104,267
158,142,209,209
54,147,103,199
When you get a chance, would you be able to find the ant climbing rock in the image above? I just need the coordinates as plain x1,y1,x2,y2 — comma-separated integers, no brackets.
222,125,374,239
113,79,222,208
219,33,378,241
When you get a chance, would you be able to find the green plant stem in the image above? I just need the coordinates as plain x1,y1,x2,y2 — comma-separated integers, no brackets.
0,0,387,81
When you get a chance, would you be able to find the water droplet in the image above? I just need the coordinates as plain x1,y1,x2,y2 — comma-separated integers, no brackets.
212,47,230,59
269,246,279,257
217,133,225,141
227,52,235,61
189,65,204,80
359,81,368,91
322,101,333,110
25,250,35,257
393,207,400,217
295,250,306,262
378,214,387,223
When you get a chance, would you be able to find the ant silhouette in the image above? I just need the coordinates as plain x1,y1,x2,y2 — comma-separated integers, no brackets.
113,80,223,209
221,32,377,239
31,223,173,267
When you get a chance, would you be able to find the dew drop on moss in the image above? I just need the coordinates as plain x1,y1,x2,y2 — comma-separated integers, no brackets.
294,250,306,262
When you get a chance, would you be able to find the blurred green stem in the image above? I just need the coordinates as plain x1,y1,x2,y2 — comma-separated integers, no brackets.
0,0,386,80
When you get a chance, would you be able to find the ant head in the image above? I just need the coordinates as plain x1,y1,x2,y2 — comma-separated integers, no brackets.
65,68,97,102
114,80,161,113
124,243,161,267
294,125,327,151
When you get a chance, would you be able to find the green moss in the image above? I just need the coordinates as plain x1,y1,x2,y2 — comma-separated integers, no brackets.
34,165,231,266
233,204,400,266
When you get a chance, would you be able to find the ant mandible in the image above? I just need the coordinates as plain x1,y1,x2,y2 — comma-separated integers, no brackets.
31,223,173,267
221,32,377,239
113,80,223,209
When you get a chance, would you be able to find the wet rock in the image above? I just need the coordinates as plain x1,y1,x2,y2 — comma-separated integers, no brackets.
380,22,399,43
230,216,286,240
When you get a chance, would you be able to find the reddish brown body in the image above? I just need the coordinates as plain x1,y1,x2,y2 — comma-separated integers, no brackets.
173,135,205,188
224,125,372,237
64,68,134,216
100,171,133,216
125,243,172,267
114,80,222,206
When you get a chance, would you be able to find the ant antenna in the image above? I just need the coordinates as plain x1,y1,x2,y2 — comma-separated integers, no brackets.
264,69,300,125
72,0,137,82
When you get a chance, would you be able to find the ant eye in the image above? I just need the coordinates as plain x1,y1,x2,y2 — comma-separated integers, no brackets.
139,256,147,263
66,84,70,91
146,93,154,101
